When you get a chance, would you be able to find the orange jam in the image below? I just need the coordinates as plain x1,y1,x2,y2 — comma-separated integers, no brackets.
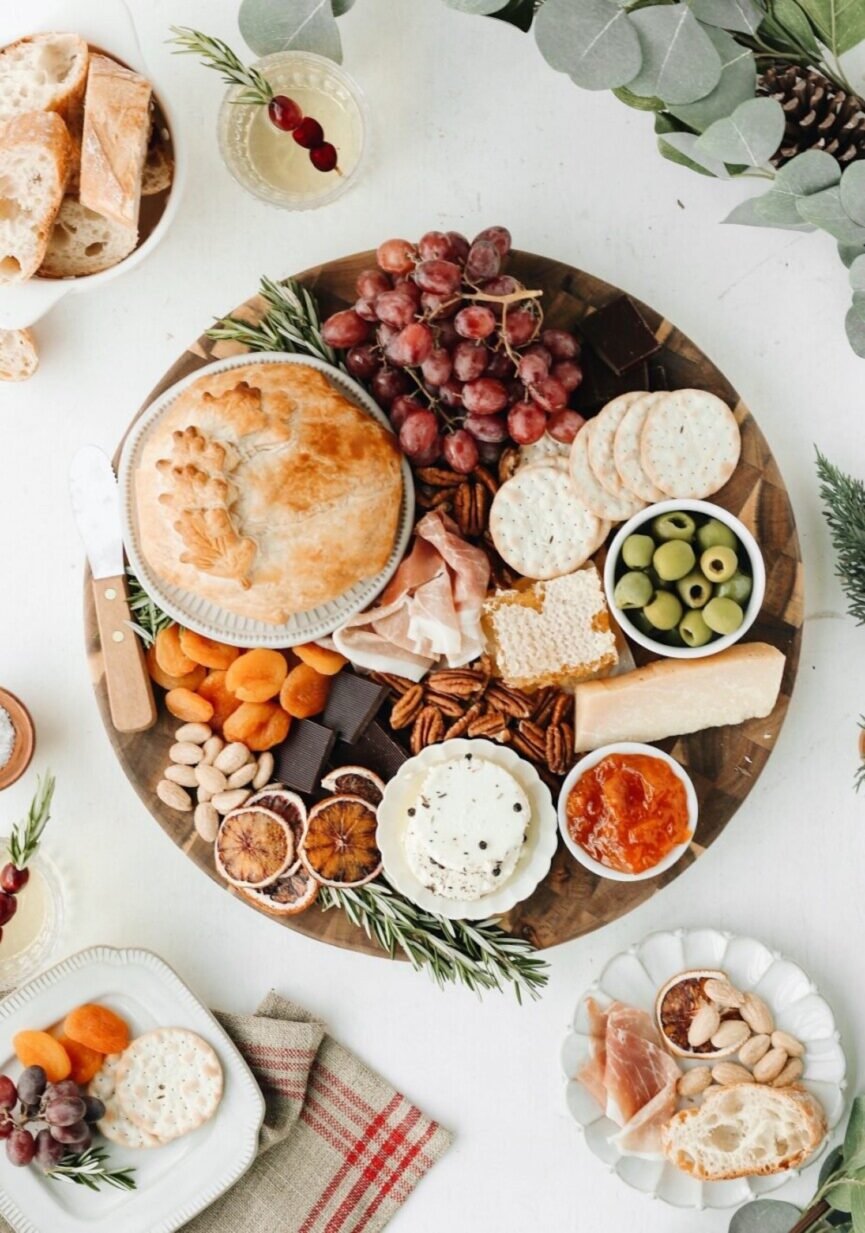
565,753,691,874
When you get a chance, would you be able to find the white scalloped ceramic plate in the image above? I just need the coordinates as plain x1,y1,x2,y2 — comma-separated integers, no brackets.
376,738,558,920
561,929,846,1210
0,947,265,1233
118,352,415,648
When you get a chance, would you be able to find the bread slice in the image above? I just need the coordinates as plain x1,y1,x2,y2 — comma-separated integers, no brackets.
142,122,173,197
0,33,88,123
0,111,72,282
661,1083,826,1181
0,328,38,381
39,197,137,278
79,54,152,228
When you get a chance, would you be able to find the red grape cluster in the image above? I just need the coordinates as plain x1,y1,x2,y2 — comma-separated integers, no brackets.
0,1065,105,1169
0,860,29,940
267,94,338,173
319,227,586,473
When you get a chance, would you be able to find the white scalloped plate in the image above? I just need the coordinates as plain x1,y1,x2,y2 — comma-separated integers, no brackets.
561,929,846,1210
118,352,415,648
376,738,558,920
0,947,265,1233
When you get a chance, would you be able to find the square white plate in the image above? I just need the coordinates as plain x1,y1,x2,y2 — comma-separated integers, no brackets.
0,947,265,1233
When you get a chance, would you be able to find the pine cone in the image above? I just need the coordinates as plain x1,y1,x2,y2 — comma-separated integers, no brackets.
758,64,865,168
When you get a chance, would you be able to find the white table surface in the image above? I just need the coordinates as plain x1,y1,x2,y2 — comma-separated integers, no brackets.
2,2,865,1230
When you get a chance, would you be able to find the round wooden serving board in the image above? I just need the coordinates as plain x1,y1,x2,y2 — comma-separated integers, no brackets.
85,250,803,958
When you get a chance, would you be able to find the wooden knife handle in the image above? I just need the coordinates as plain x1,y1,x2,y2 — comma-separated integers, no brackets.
92,574,157,733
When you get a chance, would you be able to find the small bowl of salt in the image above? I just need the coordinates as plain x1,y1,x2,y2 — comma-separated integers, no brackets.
0,689,35,790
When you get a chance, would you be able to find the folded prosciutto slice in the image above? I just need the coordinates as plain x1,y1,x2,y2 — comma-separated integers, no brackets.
577,999,680,1159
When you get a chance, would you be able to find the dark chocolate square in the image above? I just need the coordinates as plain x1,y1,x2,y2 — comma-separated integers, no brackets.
322,673,388,744
274,720,336,797
335,720,408,781
580,295,661,374
574,357,650,412
649,360,670,391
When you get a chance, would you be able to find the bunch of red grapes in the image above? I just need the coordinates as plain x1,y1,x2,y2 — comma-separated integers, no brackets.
319,227,586,473
0,1065,105,1169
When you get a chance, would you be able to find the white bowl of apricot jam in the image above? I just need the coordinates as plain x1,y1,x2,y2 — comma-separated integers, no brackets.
557,743,698,882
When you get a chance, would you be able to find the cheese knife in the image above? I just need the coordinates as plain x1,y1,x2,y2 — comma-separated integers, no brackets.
70,445,157,733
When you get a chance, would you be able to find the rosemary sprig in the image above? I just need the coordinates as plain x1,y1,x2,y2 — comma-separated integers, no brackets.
817,449,865,626
8,773,55,869
49,1146,137,1193
168,27,273,106
125,569,173,647
320,880,549,1002
207,276,343,369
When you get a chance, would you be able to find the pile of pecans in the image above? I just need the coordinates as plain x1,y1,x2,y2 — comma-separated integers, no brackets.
370,660,575,776
413,465,518,589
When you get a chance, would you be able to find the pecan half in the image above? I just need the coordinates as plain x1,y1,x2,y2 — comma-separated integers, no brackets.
390,685,424,730
430,488,454,510
551,693,573,727
370,672,416,697
531,688,556,727
467,710,507,739
453,482,479,537
473,465,499,497
426,669,485,698
472,480,491,534
415,467,463,488
486,682,533,720
443,712,473,740
512,731,541,762
410,706,446,755
546,722,574,776
515,719,547,762
423,690,465,719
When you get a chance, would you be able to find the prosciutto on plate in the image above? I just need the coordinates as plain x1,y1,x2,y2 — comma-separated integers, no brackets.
333,510,490,679
578,998,680,1159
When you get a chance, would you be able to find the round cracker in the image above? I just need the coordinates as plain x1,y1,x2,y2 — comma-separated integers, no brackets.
587,392,647,498
613,392,667,502
489,463,600,580
89,1052,164,1150
641,389,740,498
115,1028,223,1144
569,421,645,522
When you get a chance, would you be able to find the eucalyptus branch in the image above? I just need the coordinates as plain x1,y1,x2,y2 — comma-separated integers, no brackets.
8,772,55,869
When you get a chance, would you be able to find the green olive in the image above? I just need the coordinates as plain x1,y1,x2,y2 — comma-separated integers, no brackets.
621,533,655,570
614,571,653,610
676,572,712,609
703,596,744,635
715,572,753,604
679,610,713,647
643,591,684,631
653,540,696,582
696,518,737,552
700,545,738,583
652,512,697,542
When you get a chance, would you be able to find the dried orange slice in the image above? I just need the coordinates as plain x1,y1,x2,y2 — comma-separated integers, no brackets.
247,788,307,873
215,807,294,888
320,766,384,807
241,867,319,916
300,795,382,887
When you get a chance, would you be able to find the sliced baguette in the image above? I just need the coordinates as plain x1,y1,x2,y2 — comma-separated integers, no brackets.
39,197,137,278
0,111,72,282
661,1083,826,1181
0,328,38,381
142,129,174,197
0,32,88,123
79,54,152,228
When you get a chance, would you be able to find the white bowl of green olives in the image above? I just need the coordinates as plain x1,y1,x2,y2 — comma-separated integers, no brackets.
604,500,765,659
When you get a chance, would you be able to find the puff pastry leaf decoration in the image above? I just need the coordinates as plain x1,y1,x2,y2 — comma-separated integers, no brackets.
175,506,257,588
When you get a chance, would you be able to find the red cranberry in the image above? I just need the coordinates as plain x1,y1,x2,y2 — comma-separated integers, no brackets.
0,893,17,927
310,142,338,172
293,118,325,149
267,95,302,132
0,864,28,894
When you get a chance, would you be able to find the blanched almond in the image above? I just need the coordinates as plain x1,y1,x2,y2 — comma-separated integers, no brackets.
741,992,773,1035
194,802,219,842
196,764,227,794
688,1005,720,1048
164,763,198,788
228,763,258,788
738,1033,771,1067
711,1062,754,1086
704,978,744,1008
771,1030,804,1058
156,779,192,811
212,788,251,815
214,742,250,775
710,1019,751,1051
678,1067,712,1097
253,752,274,790
753,1047,787,1083
175,722,212,744
169,741,203,765
202,735,224,765
772,1058,804,1087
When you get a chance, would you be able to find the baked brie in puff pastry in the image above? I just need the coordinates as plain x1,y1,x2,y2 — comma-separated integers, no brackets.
134,362,403,624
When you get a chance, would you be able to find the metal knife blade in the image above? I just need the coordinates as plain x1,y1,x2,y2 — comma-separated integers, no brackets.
69,446,125,580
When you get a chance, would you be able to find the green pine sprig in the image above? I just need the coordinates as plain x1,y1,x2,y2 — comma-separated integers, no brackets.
125,568,174,647
168,27,273,106
320,880,549,1002
8,772,55,869
49,1146,137,1193
207,276,343,369
817,449,865,626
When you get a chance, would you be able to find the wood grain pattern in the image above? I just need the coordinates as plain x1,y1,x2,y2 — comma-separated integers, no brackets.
84,250,803,959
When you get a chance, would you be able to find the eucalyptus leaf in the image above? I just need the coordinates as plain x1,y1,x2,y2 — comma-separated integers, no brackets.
755,149,841,223
851,1184,865,1232
239,0,342,61
442,0,510,12
331,0,355,13
846,1102,865,1172
822,1145,848,1187
534,0,641,90
658,128,729,176
723,196,814,229
849,255,865,290
771,0,821,54
614,84,664,110
696,96,784,166
794,0,865,55
840,241,865,266
799,186,865,242
627,4,722,104
669,26,755,132
688,0,764,34
728,1199,802,1233
841,162,865,228
490,0,536,30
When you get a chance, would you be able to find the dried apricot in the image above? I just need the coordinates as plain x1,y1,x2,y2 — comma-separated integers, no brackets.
197,670,242,733
178,629,240,670
145,645,206,693
165,688,214,724
56,1034,104,1085
224,702,290,751
225,649,288,702
13,1031,72,1082
294,643,347,676
154,625,198,678
64,1004,130,1055
279,663,331,719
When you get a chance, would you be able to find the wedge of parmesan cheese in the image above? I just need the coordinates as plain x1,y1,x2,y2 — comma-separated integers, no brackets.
573,643,785,752
482,565,618,692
